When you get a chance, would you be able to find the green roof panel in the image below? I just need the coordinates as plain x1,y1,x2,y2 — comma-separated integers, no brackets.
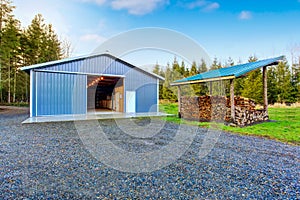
173,56,284,85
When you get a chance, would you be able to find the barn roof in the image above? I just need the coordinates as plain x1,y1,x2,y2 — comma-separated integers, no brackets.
20,53,164,80
171,56,284,86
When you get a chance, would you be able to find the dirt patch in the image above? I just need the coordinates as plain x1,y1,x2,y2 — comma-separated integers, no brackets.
0,106,29,115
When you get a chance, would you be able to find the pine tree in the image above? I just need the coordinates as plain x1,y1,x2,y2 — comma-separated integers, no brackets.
241,56,264,103
198,58,208,73
152,63,164,99
234,77,244,96
0,0,15,102
291,59,300,102
162,64,176,100
24,14,62,65
189,61,200,95
0,9,64,103
226,57,234,67
152,63,160,75
209,57,224,95
198,59,209,96
276,61,294,103
0,17,21,103
209,57,220,70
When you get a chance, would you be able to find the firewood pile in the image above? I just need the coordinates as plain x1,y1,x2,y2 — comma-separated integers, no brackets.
233,107,268,126
180,96,228,121
226,96,256,111
180,96,201,120
180,95,269,126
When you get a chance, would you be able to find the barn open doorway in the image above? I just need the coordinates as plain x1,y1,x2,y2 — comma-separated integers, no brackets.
87,75,124,113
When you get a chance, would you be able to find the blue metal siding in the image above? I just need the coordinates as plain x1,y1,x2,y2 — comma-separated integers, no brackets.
123,68,158,112
31,71,37,116
43,56,131,75
136,83,158,112
35,72,86,116
28,54,161,116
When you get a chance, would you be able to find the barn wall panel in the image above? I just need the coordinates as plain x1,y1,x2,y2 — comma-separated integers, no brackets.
35,72,86,116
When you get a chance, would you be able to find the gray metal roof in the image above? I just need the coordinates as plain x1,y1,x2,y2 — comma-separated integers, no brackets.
172,56,284,86
20,53,165,80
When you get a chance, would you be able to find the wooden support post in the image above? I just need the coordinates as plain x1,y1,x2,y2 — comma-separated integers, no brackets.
230,79,235,122
209,82,212,95
178,86,181,118
263,66,268,115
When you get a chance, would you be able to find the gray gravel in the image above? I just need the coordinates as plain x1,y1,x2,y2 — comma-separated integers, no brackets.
0,108,299,199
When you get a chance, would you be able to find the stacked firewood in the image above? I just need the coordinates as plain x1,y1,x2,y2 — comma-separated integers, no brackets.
180,95,268,126
233,107,268,126
180,97,200,120
180,96,228,121
208,96,228,121
226,96,256,111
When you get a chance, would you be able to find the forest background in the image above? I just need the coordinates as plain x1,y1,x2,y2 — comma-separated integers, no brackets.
1,0,299,105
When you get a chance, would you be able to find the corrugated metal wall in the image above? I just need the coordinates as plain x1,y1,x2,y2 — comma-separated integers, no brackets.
43,56,131,75
136,83,157,112
31,55,158,116
34,71,86,116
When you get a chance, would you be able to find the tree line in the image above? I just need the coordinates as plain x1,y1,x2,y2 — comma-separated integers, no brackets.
1,0,299,105
0,0,65,103
153,55,300,104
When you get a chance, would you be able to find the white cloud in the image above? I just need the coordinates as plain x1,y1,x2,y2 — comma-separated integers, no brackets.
80,0,107,5
80,34,107,43
203,2,219,12
187,0,207,9
239,11,252,20
187,0,219,12
80,0,168,15
110,0,168,15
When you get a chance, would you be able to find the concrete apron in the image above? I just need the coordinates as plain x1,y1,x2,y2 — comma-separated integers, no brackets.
22,112,173,124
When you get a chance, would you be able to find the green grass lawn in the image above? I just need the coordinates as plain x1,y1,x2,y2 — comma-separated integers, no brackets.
160,103,300,145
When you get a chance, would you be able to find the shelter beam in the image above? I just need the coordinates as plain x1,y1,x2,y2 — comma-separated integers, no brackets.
263,66,268,114
178,86,181,118
230,79,235,121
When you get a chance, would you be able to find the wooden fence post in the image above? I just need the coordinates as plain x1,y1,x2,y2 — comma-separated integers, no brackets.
263,66,268,115
230,79,235,121
178,86,181,118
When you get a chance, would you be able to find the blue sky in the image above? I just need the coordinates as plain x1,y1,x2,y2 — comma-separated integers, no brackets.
13,0,300,67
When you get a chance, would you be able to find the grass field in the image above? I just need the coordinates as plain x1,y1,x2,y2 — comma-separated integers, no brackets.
160,103,300,145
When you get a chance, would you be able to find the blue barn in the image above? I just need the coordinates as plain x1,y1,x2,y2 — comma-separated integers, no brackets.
21,53,163,117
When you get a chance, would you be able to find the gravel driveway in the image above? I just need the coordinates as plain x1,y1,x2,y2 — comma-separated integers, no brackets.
0,108,299,199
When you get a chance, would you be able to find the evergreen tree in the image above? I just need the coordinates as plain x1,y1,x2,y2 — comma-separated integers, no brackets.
0,16,21,103
24,14,61,65
152,63,165,99
209,57,220,70
234,77,244,96
209,57,224,95
226,57,234,67
198,58,208,73
190,61,197,75
0,0,15,102
276,61,294,103
0,3,64,103
197,59,209,96
241,56,264,103
291,60,300,101
162,63,176,100
189,61,200,95
152,63,160,75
